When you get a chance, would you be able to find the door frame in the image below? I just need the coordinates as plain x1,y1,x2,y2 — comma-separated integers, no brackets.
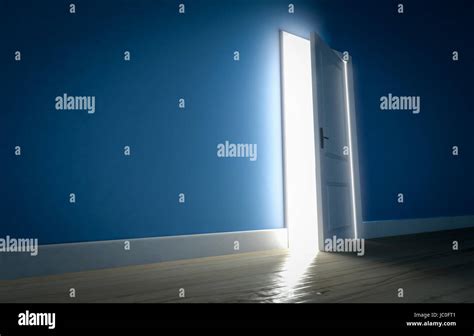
310,32,363,249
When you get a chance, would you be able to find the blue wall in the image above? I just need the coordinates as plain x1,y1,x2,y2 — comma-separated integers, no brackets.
1,0,473,245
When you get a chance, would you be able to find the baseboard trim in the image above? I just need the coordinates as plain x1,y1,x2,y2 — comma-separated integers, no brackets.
4,216,473,280
0,228,288,280
361,215,474,239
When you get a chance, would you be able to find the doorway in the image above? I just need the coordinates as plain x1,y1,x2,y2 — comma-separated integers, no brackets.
280,31,362,252
280,31,319,252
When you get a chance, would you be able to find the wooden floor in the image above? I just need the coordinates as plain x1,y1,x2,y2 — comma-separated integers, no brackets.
1,228,474,303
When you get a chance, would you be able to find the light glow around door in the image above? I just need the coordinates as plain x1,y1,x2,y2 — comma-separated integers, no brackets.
343,60,359,239
280,31,319,252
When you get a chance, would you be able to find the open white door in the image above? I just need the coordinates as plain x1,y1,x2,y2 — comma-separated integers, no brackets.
311,32,362,248
280,31,361,252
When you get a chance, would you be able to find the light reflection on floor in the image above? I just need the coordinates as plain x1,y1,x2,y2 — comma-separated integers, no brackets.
273,248,318,303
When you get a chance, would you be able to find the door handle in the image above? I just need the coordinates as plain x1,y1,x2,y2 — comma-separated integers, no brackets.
320,127,329,149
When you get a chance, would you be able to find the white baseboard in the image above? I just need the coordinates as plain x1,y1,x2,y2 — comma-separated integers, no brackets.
0,228,288,280
3,216,473,280
360,215,474,239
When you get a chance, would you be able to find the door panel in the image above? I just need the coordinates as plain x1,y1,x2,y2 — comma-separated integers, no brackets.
311,33,356,245
326,184,351,231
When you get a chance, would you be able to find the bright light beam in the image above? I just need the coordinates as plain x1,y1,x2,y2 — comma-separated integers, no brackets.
280,31,319,252
343,60,358,239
